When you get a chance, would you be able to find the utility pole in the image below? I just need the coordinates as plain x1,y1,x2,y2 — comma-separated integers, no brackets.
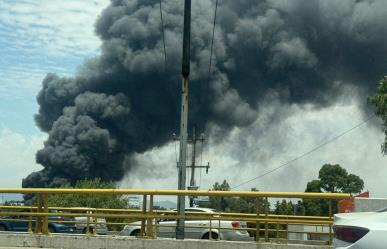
176,0,191,240
187,126,210,207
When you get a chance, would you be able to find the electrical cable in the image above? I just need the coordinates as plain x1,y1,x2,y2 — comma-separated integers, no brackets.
205,0,218,98
231,114,376,190
159,0,167,70
174,139,178,169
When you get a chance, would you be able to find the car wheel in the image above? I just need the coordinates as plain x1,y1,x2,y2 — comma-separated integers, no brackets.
130,230,141,237
83,227,94,234
0,225,7,231
201,232,218,240
48,226,55,233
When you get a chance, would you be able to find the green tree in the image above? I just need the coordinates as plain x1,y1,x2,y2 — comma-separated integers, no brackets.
48,178,128,209
317,164,363,194
303,164,364,215
274,200,293,215
274,200,305,216
47,178,129,231
202,181,269,213
369,76,387,154
207,180,231,211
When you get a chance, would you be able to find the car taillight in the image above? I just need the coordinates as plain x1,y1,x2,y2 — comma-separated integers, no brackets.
231,221,240,229
333,226,369,243
56,217,64,223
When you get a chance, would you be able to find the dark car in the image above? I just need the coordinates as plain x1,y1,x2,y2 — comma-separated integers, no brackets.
0,214,76,233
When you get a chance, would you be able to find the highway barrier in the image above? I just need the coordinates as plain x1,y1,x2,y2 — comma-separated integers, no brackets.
0,188,350,245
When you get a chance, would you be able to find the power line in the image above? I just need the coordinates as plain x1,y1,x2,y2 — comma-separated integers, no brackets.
231,114,376,190
206,0,218,92
159,0,167,70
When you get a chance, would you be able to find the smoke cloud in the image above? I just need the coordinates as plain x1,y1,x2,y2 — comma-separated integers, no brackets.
24,0,387,188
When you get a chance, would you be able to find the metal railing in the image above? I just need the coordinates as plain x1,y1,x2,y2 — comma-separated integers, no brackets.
0,188,350,244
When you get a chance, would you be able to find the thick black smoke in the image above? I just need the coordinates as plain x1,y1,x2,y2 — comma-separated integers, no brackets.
23,0,387,187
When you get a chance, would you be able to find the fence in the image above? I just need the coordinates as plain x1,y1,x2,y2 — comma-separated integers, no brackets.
0,188,350,245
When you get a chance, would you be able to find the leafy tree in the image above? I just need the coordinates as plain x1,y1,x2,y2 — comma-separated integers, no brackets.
274,200,294,215
47,178,129,231
369,76,387,154
202,180,269,213
210,180,231,211
317,164,363,194
48,178,128,209
303,164,364,215
274,200,305,216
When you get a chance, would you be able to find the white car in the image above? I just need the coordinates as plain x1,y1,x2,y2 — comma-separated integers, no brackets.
74,217,108,235
120,207,252,241
333,208,387,249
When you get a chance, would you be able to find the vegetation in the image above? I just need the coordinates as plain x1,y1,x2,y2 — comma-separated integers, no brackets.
200,180,269,213
48,178,129,231
303,164,363,215
369,76,387,154
48,178,128,209
274,200,305,216
204,164,363,217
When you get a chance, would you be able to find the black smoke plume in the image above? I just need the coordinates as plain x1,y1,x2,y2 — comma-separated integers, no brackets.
23,0,387,188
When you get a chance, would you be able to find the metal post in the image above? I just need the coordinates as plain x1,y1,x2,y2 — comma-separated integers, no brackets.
42,194,48,235
35,194,43,234
264,197,269,242
176,0,191,240
255,197,260,242
86,213,90,236
93,214,97,236
218,217,221,241
147,195,154,238
28,207,33,233
209,216,212,240
285,216,289,244
329,200,333,245
141,195,147,237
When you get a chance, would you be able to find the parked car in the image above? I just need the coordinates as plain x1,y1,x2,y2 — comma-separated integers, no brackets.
119,207,252,241
74,217,108,235
333,208,387,249
0,214,76,233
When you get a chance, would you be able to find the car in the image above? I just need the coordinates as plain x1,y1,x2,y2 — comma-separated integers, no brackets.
0,214,76,233
74,217,108,235
333,208,387,249
119,207,252,241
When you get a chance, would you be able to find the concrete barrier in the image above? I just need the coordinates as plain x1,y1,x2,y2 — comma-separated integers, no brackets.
0,233,332,249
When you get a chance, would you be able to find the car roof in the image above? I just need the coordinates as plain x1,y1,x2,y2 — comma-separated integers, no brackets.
171,207,215,213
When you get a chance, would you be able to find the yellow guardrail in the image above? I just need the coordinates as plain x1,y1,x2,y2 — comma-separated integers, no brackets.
0,188,350,245
0,188,350,198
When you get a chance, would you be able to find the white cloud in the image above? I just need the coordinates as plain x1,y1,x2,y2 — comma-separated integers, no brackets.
0,128,46,188
0,0,109,99
0,0,109,58
121,100,387,198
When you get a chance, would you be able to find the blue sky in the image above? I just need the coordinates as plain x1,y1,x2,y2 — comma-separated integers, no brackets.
0,0,109,187
0,0,109,134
